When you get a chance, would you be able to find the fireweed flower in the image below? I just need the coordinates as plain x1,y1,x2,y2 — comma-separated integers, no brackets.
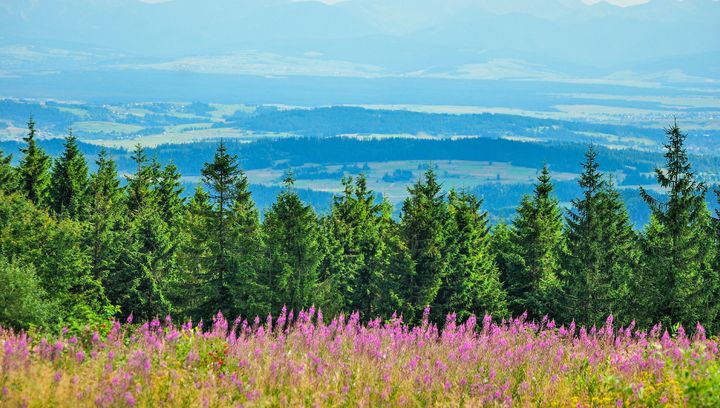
0,309,718,406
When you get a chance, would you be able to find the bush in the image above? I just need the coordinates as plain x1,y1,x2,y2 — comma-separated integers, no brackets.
0,257,52,329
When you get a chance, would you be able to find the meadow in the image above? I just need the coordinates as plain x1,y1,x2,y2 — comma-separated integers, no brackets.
2,309,719,407
246,160,579,203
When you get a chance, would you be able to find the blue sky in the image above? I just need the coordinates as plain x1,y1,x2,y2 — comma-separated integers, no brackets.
1,0,718,94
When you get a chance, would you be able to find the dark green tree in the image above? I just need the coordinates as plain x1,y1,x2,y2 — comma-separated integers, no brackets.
503,165,565,320
263,172,321,313
319,174,410,319
109,146,172,319
175,187,214,319
155,163,186,234
639,123,717,329
126,145,159,213
197,141,265,318
435,190,508,320
0,192,111,329
86,150,126,285
563,147,640,326
50,131,89,219
0,148,17,194
400,167,450,321
17,117,51,207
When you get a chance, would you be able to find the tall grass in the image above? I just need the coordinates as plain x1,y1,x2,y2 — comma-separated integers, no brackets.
2,308,719,407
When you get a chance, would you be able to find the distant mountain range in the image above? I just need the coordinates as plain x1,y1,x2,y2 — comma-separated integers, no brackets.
1,0,719,90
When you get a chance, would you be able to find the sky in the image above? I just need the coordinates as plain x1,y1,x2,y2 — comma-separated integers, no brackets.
0,0,718,101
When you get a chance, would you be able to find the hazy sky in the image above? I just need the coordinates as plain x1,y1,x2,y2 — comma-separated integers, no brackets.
289,0,653,6
583,0,650,5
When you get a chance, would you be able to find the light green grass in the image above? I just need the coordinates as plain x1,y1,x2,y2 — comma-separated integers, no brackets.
247,160,578,203
72,121,145,134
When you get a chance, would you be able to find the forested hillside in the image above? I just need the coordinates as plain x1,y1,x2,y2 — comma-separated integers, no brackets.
2,118,720,334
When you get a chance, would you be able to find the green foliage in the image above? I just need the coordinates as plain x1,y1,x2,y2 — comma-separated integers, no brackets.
502,165,565,319
0,191,110,328
86,149,126,283
563,146,640,327
49,131,89,219
435,190,508,320
2,119,720,334
400,168,451,321
191,140,267,319
263,173,322,313
0,257,51,329
639,123,718,330
17,117,51,207
0,148,17,194
319,174,410,319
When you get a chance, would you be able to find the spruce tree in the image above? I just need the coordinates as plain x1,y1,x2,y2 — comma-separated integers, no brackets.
0,192,111,328
435,190,508,320
263,172,321,313
503,165,565,320
400,167,450,321
17,117,51,207
175,187,214,319
86,149,126,284
320,174,409,319
126,145,158,213
198,141,264,318
50,131,89,219
110,145,172,319
155,163,186,235
227,166,266,319
639,123,717,329
564,146,639,326
0,148,17,194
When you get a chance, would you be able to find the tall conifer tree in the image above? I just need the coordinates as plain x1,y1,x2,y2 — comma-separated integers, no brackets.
50,131,89,219
564,146,639,326
320,174,410,319
503,165,565,319
400,167,450,321
198,141,264,318
435,190,508,320
17,117,51,207
111,145,172,319
86,149,126,284
263,172,321,313
0,148,17,194
639,123,717,329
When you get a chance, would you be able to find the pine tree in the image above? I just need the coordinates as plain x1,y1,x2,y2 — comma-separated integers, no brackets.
263,172,321,313
155,163,186,234
503,165,565,320
400,167,450,321
639,123,717,329
86,150,126,285
0,192,111,328
175,187,214,319
17,117,51,207
564,146,639,326
198,141,264,319
50,130,89,219
227,166,266,319
0,148,17,194
319,174,409,319
126,145,158,213
115,207,173,320
110,145,172,319
435,190,508,320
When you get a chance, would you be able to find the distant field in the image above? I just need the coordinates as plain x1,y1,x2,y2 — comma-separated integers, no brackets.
72,121,144,134
246,160,578,202
85,128,293,149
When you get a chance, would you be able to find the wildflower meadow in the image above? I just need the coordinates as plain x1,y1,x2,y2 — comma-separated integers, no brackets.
2,307,720,407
